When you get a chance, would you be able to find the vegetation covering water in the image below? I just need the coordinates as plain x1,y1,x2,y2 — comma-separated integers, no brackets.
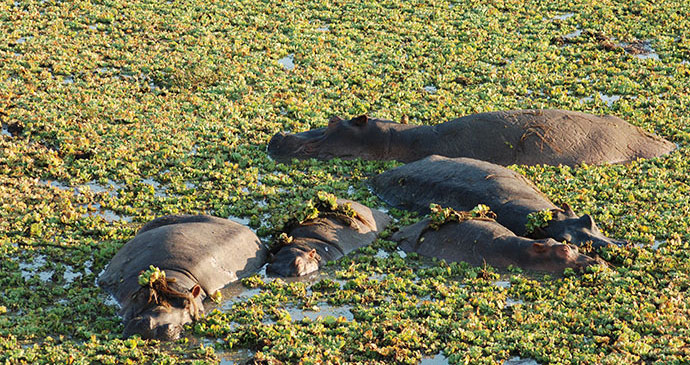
2,0,690,363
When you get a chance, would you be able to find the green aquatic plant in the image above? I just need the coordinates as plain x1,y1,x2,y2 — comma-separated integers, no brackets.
2,0,690,362
428,203,496,230
525,209,554,234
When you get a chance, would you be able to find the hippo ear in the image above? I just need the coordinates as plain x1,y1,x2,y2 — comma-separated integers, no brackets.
351,115,368,127
560,203,576,217
329,115,343,125
578,214,596,229
307,249,319,260
191,285,201,298
531,242,548,253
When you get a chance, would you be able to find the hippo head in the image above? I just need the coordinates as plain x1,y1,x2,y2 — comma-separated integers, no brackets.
537,204,627,249
123,284,202,341
267,115,395,161
523,238,605,273
266,247,320,277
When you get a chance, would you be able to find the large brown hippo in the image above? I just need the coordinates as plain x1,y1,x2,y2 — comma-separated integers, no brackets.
267,109,674,166
98,215,268,340
371,155,626,249
394,217,603,273
266,199,391,277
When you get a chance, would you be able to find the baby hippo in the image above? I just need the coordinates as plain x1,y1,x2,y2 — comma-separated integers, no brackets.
99,215,267,340
393,217,603,273
266,199,391,277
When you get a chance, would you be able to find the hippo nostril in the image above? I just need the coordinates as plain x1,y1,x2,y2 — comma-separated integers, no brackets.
157,324,182,341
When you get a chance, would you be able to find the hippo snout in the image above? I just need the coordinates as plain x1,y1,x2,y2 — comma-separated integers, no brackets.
123,316,154,339
123,316,182,340
267,128,328,160
575,254,607,271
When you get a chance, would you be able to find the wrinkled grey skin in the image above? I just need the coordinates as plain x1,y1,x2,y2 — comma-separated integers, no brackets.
371,155,626,248
99,215,268,340
267,110,674,166
393,218,604,273
266,199,391,277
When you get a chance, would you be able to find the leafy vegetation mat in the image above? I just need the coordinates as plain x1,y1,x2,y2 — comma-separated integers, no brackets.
2,0,690,363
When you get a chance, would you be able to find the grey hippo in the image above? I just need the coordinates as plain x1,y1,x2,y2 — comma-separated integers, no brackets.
371,155,626,249
393,215,604,273
268,109,674,166
99,214,268,340
266,198,391,277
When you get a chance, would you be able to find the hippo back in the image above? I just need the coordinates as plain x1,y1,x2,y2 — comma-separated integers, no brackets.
394,218,518,267
99,215,267,306
287,199,391,261
371,155,556,235
435,109,675,166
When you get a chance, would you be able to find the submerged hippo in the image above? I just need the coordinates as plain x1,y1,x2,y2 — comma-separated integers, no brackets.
371,155,626,248
268,109,674,166
99,215,268,340
394,217,603,273
266,199,391,277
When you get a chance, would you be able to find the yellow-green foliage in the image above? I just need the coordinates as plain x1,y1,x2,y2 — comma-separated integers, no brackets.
2,0,690,363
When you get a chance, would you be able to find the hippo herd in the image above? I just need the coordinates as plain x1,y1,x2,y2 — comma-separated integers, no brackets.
99,109,673,340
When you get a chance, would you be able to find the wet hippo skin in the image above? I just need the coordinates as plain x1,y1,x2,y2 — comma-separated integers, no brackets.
99,214,268,340
266,199,391,277
394,217,604,273
268,109,674,166
371,155,626,248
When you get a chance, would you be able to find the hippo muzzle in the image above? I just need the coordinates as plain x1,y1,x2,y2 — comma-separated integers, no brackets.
267,128,327,160
123,316,184,341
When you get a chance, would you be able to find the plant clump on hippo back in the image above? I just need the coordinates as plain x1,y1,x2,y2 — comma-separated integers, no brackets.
393,207,605,274
371,155,626,249
267,110,674,166
98,214,268,340
266,196,391,277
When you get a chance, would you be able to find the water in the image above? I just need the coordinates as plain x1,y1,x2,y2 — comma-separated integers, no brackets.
619,41,660,60
564,29,582,39
420,353,449,364
505,297,524,307
579,92,621,107
493,280,511,288
552,13,574,21
424,85,438,94
285,303,354,321
227,215,251,226
2,124,13,138
217,349,255,364
375,249,390,259
81,204,133,222
503,356,540,365
142,178,167,197
16,36,32,44
63,76,74,84
19,254,51,282
599,93,620,106
278,54,295,71
316,25,330,32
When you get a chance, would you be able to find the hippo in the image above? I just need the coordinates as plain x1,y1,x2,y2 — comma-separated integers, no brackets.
266,199,391,277
267,109,674,166
98,214,268,340
371,155,626,248
393,217,603,273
